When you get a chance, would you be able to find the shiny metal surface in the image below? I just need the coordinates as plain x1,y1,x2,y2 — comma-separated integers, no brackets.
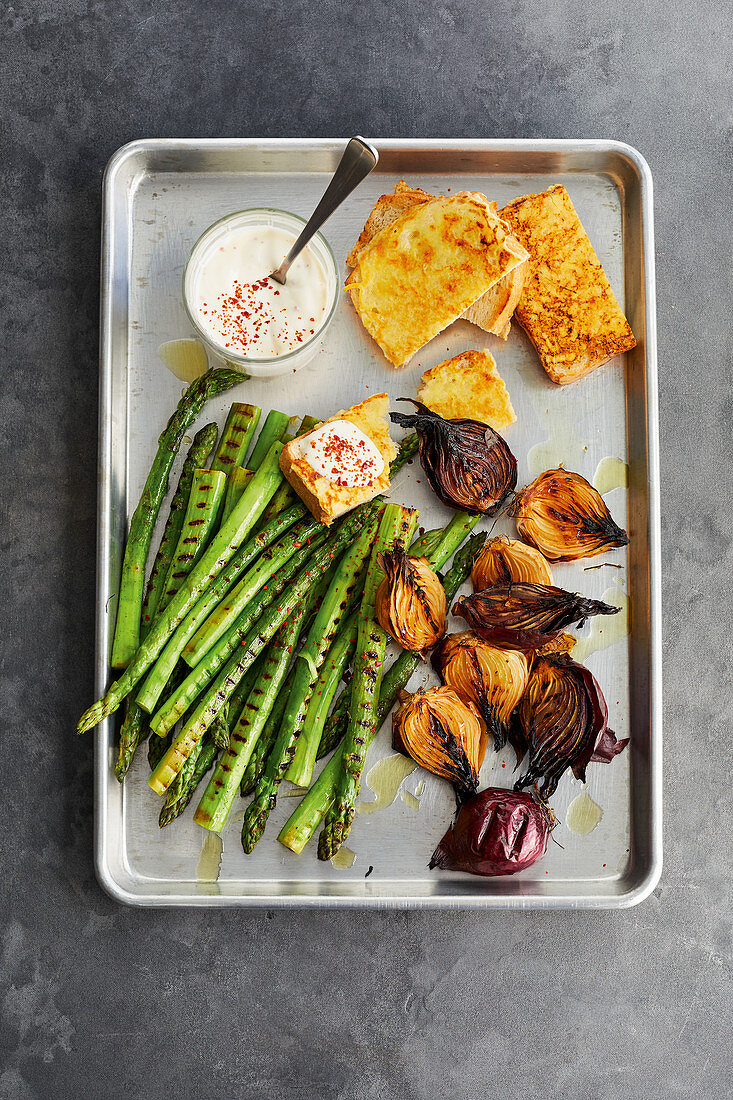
96,138,661,908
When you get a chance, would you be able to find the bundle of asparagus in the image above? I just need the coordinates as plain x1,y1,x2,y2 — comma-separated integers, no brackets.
78,371,485,858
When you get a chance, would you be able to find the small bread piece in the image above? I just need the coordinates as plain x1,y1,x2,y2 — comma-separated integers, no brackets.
500,185,636,385
417,350,516,432
279,394,397,526
348,182,527,339
345,192,529,366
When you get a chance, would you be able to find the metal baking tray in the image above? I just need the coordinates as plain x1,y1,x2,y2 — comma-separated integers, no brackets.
95,138,661,908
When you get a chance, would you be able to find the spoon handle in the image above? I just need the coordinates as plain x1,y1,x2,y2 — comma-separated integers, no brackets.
270,136,378,283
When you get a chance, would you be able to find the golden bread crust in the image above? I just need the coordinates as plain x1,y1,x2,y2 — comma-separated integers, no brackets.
279,393,397,526
346,181,433,267
344,192,530,366
500,185,636,384
347,183,527,340
417,350,516,432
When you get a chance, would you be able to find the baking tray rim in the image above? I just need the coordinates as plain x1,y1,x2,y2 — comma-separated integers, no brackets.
94,136,662,909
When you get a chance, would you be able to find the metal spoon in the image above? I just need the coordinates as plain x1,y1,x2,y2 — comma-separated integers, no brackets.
269,136,378,285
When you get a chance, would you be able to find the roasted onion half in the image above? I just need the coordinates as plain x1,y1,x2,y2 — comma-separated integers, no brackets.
392,687,484,794
515,468,629,561
512,655,629,798
432,631,529,752
471,534,554,590
429,788,551,877
390,400,517,515
376,547,446,658
453,583,620,652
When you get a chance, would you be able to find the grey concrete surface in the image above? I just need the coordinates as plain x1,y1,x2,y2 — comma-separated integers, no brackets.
1,1,731,1097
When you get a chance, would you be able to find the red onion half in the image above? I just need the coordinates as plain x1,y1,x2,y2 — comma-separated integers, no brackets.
429,788,550,877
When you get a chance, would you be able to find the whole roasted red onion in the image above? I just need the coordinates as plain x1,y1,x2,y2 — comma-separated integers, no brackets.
390,400,517,515
429,788,550,877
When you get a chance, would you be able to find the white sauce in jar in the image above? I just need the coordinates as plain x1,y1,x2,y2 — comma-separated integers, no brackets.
297,420,385,488
190,226,330,359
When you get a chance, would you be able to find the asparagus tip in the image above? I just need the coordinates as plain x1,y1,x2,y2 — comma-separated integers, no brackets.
76,699,108,735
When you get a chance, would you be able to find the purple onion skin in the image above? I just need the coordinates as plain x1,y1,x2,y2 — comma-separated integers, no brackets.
429,788,549,877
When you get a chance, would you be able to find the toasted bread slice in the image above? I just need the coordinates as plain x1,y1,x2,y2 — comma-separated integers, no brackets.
345,192,529,367
348,182,527,340
279,394,396,526
500,185,636,384
346,182,433,267
417,350,516,432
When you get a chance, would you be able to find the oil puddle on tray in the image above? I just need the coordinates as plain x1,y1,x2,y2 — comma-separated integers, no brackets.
357,753,417,815
593,456,629,495
331,846,356,870
526,397,590,477
527,437,590,477
572,586,629,663
158,338,209,383
566,790,603,836
196,831,223,884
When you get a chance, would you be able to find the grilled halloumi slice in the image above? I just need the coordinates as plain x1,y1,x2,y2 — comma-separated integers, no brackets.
279,394,396,526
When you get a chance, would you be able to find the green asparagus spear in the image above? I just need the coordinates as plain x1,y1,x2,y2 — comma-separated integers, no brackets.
148,510,368,794
114,701,148,782
210,403,261,474
407,527,443,560
194,606,309,832
182,513,327,666
240,559,343,795
225,653,266,730
240,673,292,796
141,423,219,634
77,442,284,735
246,410,291,471
147,526,330,735
254,415,321,529
221,466,253,526
389,433,418,476
285,612,359,786
134,499,306,715
318,505,417,860
148,728,174,772
155,469,227,614
159,734,219,827
240,506,382,850
110,368,244,669
112,425,222,778
314,516,479,762
278,531,486,854
292,525,441,779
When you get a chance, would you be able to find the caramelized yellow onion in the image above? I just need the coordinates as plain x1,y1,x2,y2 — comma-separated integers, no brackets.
433,631,529,752
515,468,629,561
376,548,446,657
392,686,484,793
471,535,553,590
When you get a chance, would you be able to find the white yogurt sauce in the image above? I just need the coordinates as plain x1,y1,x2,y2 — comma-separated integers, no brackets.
191,226,329,359
296,420,385,488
